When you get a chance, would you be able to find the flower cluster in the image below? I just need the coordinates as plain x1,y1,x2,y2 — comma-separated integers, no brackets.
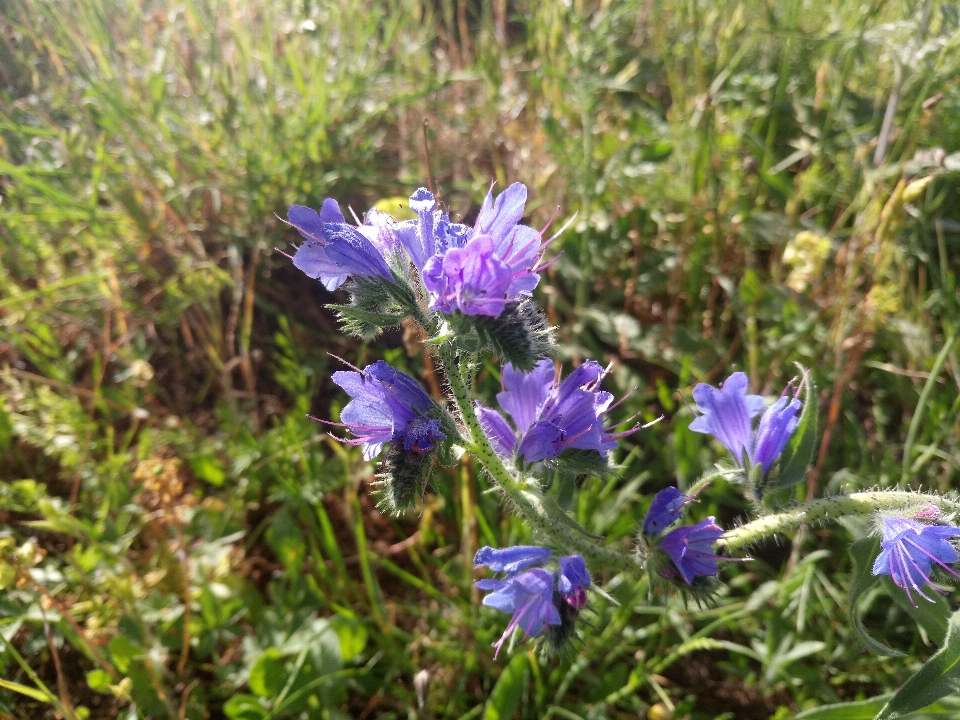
872,513,960,606
475,358,636,464
688,372,802,477
287,183,551,319
475,545,591,657
641,486,725,585
326,359,446,460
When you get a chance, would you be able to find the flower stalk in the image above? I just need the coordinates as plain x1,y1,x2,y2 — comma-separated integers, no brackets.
719,492,960,554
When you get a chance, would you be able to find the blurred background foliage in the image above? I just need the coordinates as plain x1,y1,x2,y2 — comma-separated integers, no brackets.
1,0,960,717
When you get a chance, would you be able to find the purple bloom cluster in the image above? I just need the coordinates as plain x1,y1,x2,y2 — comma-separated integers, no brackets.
288,199,395,291
689,372,802,475
873,514,960,606
287,183,551,318
327,360,445,460
475,358,635,464
475,545,591,658
642,487,725,585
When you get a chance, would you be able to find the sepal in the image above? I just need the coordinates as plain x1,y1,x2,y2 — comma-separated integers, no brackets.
542,448,618,479
373,444,434,515
462,299,554,372
329,272,418,339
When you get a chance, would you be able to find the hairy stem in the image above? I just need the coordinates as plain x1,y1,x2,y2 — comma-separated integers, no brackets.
434,341,639,573
719,491,960,554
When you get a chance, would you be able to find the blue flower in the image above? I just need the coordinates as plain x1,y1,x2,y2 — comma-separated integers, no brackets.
475,358,636,464
557,555,591,609
417,183,552,318
474,545,552,577
872,515,960,605
642,487,688,535
287,200,393,290
477,568,561,658
659,517,724,585
329,360,445,460
689,372,802,475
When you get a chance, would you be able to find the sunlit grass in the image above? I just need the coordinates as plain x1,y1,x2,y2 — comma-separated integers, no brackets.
1,0,960,717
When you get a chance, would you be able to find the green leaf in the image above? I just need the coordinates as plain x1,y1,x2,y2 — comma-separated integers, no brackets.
875,610,960,719
884,576,950,646
223,694,267,720
848,536,903,657
86,670,113,693
0,678,54,703
330,616,368,663
483,651,528,720
0,398,12,451
774,368,818,489
189,454,226,486
249,648,285,698
0,562,15,590
795,694,893,719
108,635,142,674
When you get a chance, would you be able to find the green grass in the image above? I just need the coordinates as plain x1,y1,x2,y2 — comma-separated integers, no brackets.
1,0,960,718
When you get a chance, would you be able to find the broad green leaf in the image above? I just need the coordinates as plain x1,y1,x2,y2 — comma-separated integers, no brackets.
0,562,15,590
483,651,528,720
875,610,960,719
0,678,53,703
330,615,368,663
189,454,226,486
848,536,902,657
86,669,113,693
224,694,267,720
775,368,818,489
249,648,285,698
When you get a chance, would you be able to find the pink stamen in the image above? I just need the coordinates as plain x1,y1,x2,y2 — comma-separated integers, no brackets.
275,247,294,260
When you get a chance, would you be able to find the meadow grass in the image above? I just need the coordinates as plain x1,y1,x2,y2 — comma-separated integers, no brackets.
1,0,960,717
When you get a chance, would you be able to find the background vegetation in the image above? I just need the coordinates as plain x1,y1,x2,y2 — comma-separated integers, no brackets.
2,0,960,717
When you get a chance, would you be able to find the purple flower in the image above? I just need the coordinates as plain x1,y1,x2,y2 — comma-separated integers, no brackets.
873,515,960,606
329,360,445,460
557,555,591,609
476,358,635,464
287,200,393,290
474,545,552,577
659,517,725,584
689,372,802,475
477,568,561,658
422,236,514,316
418,183,552,318
753,395,803,474
642,487,688,535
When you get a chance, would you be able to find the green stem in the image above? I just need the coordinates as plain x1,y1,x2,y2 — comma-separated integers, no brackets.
434,341,639,574
719,491,960,554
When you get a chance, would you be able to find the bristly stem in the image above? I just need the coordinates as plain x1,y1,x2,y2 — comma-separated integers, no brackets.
719,491,960,554
433,340,640,574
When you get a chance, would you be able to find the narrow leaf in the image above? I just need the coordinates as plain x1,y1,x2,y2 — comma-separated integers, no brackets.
875,610,960,719
483,651,528,720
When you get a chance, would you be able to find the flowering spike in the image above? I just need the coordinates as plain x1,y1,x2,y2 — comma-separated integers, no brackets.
642,487,687,535
689,372,803,477
689,372,764,466
474,545,552,577
330,360,445,461
476,568,561,658
477,359,633,465
660,517,725,584
872,515,960,606
753,396,803,474
557,555,591,609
